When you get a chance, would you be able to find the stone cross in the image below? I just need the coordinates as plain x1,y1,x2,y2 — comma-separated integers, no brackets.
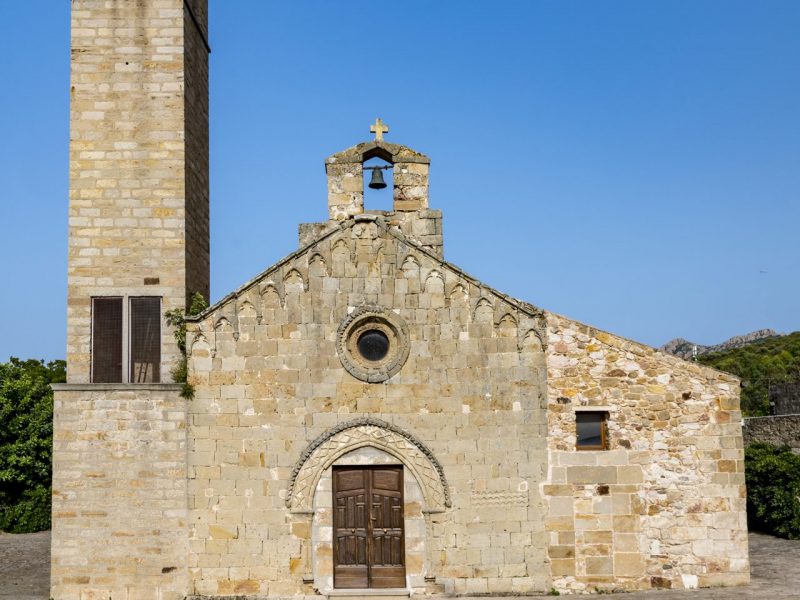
370,118,389,141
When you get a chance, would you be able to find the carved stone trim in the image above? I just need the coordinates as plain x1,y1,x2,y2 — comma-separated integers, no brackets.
336,305,410,383
286,417,451,512
471,491,528,508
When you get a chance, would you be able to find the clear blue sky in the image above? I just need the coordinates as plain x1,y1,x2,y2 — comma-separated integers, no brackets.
1,1,798,362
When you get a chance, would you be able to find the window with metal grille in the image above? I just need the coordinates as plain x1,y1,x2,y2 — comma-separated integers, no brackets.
129,297,161,383
92,297,123,383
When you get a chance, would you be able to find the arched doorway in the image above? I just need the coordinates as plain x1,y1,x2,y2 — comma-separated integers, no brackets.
286,419,449,593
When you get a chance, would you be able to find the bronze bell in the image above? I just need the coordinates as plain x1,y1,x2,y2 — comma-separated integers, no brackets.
367,167,387,190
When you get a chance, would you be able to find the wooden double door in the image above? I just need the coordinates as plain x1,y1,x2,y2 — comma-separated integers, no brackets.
333,466,406,588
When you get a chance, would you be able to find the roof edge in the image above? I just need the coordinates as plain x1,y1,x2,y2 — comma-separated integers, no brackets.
186,221,351,322
543,309,742,384
326,140,430,164
187,217,546,324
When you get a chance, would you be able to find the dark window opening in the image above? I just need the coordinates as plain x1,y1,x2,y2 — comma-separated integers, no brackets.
92,297,123,383
357,330,390,362
576,411,608,450
129,297,161,383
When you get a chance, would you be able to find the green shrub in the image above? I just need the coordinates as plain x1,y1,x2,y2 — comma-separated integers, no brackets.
0,486,51,533
0,358,65,533
164,292,208,399
698,332,800,416
745,443,800,539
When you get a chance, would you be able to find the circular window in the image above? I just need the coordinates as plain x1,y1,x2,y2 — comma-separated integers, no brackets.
336,305,409,383
357,330,389,361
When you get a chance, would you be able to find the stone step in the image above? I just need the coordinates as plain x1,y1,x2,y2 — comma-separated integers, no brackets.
327,588,411,600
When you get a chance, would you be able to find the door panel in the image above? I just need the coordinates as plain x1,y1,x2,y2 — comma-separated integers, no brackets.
369,468,405,588
333,466,406,589
334,468,369,588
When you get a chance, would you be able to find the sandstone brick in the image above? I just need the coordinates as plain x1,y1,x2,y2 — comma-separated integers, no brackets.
57,6,749,596
567,466,618,484
66,0,209,385
544,313,748,592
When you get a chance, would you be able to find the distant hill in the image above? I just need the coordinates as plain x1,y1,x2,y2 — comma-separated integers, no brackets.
692,332,800,416
661,329,781,360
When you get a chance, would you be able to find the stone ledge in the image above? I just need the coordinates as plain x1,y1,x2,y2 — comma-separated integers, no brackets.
745,413,800,420
52,383,184,392
328,590,411,599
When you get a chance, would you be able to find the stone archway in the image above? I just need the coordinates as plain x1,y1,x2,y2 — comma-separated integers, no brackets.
286,417,451,514
310,447,428,593
285,419,450,594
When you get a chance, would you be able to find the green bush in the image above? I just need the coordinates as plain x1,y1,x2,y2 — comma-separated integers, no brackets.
698,331,800,416
164,291,208,399
0,358,65,533
745,443,800,539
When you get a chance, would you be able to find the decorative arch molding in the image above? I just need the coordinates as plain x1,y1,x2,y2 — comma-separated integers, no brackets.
520,328,546,352
286,417,451,513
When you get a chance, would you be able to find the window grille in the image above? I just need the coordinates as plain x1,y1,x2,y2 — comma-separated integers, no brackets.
92,297,123,383
129,297,161,383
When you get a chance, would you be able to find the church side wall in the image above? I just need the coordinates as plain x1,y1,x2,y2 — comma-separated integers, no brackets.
51,385,189,600
185,224,550,597
543,313,749,593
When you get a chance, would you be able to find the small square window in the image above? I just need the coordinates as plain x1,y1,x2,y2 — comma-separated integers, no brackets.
576,411,608,450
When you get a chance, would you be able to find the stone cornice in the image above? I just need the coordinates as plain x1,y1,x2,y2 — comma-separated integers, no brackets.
326,140,430,164
187,216,547,325
52,383,184,392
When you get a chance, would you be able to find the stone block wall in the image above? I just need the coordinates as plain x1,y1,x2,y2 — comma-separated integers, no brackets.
326,161,365,221
51,384,188,600
185,217,550,596
67,0,210,382
184,0,211,303
543,313,749,593
392,209,444,258
769,381,800,416
323,141,441,255
743,415,800,450
310,447,428,594
302,210,443,260
392,161,429,212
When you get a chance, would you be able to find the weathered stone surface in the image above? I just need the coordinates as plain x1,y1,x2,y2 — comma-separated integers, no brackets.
743,415,800,449
55,3,750,597
66,0,209,383
544,314,749,593
50,385,188,600
6,531,798,600
54,1,208,598
184,213,550,596
769,381,800,415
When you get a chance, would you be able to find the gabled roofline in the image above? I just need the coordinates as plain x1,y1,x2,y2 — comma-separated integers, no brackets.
543,309,742,384
326,140,430,165
185,215,738,384
186,216,545,323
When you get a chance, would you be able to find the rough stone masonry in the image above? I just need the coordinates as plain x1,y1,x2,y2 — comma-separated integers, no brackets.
51,2,749,599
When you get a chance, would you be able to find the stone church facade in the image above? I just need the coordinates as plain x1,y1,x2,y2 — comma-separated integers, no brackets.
51,2,749,599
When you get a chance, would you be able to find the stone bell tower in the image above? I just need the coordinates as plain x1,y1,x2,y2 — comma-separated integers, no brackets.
66,0,210,383
51,2,209,598
300,118,444,257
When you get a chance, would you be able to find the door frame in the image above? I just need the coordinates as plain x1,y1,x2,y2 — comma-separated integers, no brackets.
307,445,430,595
332,465,406,589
